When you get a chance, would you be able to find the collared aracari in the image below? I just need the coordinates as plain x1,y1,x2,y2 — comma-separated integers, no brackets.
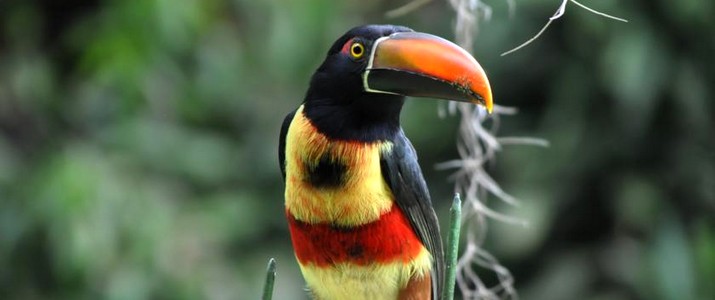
279,25,493,300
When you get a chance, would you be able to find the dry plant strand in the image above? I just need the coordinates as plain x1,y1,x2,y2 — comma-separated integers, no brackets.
445,3,627,299
501,0,628,56
441,101,543,300
439,2,625,298
443,1,551,299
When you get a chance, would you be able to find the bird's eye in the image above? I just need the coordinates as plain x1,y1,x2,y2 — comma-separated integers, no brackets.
350,42,365,59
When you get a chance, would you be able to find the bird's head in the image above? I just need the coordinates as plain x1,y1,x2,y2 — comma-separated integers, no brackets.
304,24,493,140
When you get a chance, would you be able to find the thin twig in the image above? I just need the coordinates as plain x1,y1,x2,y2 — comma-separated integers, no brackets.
501,0,628,56
570,0,628,22
501,19,554,56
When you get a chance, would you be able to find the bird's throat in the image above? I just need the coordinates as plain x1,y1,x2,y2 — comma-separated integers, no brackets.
303,94,404,142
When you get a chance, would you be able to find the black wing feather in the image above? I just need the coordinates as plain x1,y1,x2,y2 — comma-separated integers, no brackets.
279,110,296,181
380,130,445,300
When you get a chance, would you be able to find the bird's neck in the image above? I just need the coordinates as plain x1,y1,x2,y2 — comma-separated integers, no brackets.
303,94,405,142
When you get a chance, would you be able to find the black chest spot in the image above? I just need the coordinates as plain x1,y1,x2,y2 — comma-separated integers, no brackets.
306,156,347,188
347,244,364,259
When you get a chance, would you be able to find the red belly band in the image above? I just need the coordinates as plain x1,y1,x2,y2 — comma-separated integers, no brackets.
287,205,425,267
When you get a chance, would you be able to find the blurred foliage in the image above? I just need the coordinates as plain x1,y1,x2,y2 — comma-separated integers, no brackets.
0,0,713,299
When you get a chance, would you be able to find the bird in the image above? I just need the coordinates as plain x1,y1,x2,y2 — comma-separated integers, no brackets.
279,24,493,300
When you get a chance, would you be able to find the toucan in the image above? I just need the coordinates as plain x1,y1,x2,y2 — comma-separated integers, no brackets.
279,24,493,300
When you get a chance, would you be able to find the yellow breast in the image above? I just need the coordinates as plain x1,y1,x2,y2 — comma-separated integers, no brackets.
284,105,395,226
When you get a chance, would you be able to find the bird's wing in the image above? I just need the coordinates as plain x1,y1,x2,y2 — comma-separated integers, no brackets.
380,130,445,300
279,110,296,181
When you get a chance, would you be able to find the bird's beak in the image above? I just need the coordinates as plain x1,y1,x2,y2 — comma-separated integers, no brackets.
363,32,493,113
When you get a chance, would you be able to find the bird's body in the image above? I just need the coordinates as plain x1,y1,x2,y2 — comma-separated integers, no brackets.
280,25,492,299
283,105,432,299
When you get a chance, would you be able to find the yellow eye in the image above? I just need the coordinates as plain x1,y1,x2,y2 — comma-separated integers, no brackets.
350,42,365,58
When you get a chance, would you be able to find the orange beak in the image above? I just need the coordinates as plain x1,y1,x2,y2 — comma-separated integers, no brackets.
363,32,493,113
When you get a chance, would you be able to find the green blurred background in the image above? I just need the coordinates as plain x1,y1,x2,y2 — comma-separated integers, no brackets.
0,0,713,299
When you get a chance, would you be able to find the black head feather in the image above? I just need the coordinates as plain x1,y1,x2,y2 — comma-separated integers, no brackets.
303,25,414,142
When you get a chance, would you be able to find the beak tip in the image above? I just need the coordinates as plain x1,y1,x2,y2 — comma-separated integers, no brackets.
477,89,493,114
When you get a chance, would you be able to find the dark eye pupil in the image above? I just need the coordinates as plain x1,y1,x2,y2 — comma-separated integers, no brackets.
353,45,362,55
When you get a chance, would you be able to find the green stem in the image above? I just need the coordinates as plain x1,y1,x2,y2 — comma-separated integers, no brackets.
262,258,276,300
442,193,462,300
